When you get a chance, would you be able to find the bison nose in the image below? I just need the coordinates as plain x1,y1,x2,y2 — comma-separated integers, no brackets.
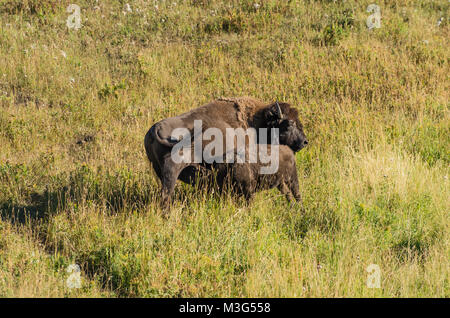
303,140,308,146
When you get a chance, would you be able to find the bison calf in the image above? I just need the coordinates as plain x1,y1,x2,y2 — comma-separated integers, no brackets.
212,145,302,204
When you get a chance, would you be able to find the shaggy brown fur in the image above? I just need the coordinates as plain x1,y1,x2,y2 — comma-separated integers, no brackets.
212,145,302,204
144,97,307,209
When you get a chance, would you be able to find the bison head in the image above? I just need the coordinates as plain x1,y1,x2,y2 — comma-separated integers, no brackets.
263,101,308,152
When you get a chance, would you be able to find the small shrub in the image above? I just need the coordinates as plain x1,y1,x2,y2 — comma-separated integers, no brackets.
97,82,127,100
320,9,355,46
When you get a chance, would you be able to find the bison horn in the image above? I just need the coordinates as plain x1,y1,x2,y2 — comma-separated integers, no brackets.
275,101,283,119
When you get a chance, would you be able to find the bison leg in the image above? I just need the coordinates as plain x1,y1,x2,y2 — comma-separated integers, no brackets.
290,180,302,204
285,176,305,212
289,172,303,204
278,182,295,202
231,164,255,203
237,179,255,203
242,188,254,203
160,159,186,214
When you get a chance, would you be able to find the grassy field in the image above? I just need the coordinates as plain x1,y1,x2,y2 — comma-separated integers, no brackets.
0,0,448,297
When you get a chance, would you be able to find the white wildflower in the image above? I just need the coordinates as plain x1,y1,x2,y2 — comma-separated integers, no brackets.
66,264,81,289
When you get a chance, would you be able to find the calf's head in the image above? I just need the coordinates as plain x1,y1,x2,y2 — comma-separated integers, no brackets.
263,101,308,152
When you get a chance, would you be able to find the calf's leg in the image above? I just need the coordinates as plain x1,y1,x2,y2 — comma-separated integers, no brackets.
278,182,295,202
289,171,303,204
288,174,304,212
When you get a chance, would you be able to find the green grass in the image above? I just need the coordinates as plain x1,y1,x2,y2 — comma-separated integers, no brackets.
0,0,448,297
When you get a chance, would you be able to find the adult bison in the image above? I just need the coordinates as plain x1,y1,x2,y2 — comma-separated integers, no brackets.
144,97,307,209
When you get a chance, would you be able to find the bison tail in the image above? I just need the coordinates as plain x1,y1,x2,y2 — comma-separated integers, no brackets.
145,123,179,150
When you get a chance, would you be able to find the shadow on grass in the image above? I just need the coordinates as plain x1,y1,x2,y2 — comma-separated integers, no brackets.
0,165,161,227
0,189,63,226
0,164,255,296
